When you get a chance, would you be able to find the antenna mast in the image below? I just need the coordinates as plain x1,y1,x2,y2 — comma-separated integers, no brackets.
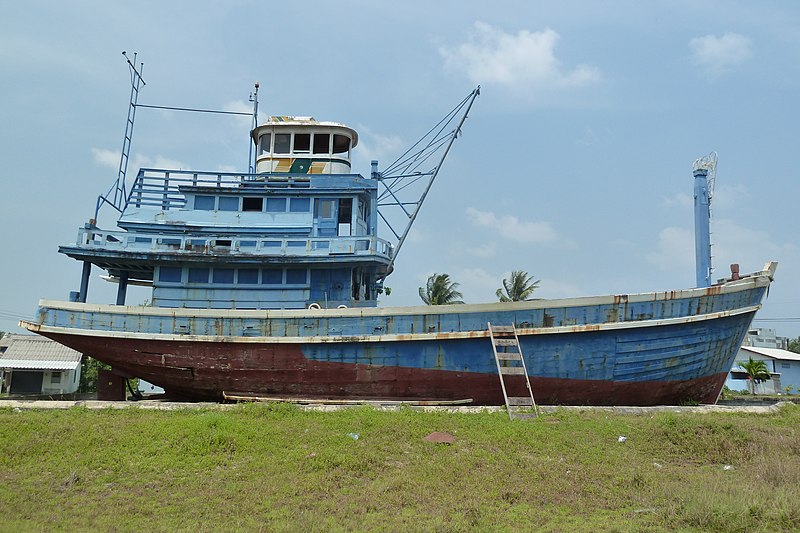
94,51,145,221
248,82,260,174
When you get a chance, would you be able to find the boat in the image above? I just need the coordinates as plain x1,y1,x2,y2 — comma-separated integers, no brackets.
21,55,777,405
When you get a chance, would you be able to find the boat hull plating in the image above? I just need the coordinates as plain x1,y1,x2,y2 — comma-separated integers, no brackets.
22,268,773,406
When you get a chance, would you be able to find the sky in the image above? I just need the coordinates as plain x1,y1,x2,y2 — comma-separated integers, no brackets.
1,1,799,338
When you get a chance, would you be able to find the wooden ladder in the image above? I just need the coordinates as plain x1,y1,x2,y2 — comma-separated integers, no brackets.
488,322,538,420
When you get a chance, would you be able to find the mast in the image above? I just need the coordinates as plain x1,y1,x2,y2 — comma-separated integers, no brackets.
693,152,717,288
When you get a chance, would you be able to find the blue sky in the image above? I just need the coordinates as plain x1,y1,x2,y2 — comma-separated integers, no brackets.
1,1,798,338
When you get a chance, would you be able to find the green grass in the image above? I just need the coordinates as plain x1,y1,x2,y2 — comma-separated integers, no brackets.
1,403,799,532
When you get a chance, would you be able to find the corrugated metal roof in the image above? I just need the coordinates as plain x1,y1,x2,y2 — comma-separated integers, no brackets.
0,334,82,370
741,346,800,362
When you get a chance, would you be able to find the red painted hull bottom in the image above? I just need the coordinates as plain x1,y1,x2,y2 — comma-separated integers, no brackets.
45,333,726,406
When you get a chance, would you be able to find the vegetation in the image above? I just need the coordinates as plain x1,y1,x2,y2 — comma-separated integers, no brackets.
789,336,800,354
738,357,772,394
79,356,110,394
419,273,464,305
0,404,798,531
496,270,540,302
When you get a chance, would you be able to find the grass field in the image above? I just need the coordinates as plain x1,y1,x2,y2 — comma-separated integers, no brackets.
1,403,798,532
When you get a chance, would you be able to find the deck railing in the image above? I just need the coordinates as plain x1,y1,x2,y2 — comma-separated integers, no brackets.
127,168,335,210
75,227,393,260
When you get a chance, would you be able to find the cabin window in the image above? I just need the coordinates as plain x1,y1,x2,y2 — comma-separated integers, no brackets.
274,133,290,154
195,195,215,210
158,267,182,283
313,133,330,154
212,268,235,284
188,268,209,283
317,199,335,219
237,269,259,284
262,269,282,284
259,133,271,154
218,196,239,211
289,197,310,212
242,197,263,212
294,133,310,153
286,268,307,284
332,134,350,154
266,198,286,212
51,371,62,384
239,240,257,248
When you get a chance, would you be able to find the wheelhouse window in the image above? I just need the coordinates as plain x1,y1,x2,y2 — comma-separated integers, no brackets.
195,195,215,210
274,133,290,154
242,197,263,212
313,133,330,154
259,133,271,154
332,134,350,154
294,133,310,153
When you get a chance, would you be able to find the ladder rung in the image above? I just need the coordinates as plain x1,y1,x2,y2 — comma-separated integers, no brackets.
490,326,515,333
496,352,521,361
507,396,534,406
499,367,526,375
493,338,518,347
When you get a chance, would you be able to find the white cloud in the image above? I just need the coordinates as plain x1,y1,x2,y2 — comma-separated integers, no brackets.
439,22,600,90
662,192,693,209
465,207,558,244
689,33,753,80
92,148,187,171
353,125,405,168
646,226,694,272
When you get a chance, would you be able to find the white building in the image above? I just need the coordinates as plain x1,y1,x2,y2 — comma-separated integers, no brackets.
725,345,800,395
0,334,82,395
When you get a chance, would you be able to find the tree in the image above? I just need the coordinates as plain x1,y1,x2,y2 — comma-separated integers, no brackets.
788,336,800,354
496,270,540,302
738,356,771,395
419,273,464,305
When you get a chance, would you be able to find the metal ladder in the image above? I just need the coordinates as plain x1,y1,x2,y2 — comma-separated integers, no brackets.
488,323,538,420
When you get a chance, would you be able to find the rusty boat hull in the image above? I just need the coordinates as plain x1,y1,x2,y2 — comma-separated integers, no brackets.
22,263,775,406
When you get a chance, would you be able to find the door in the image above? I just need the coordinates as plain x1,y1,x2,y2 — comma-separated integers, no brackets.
315,199,338,237
10,370,44,394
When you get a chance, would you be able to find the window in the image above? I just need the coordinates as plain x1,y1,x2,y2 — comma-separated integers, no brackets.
212,268,235,284
262,269,282,284
195,195,215,210
259,133,271,154
289,197,310,212
242,197,263,212
158,267,182,283
313,133,330,154
294,133,310,153
317,199,335,219
218,197,239,211
266,198,286,212
286,268,307,284
274,133,290,153
782,362,791,369
188,268,209,283
333,134,350,154
238,269,259,284
51,371,62,384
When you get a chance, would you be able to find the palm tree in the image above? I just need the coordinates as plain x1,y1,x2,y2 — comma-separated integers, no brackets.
738,356,771,394
419,273,464,305
496,270,540,302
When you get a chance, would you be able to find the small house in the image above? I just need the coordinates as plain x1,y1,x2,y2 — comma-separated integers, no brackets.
725,345,800,395
0,334,82,395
